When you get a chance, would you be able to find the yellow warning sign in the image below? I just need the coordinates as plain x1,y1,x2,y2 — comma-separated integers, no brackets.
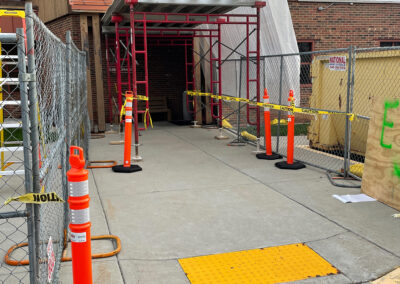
4,192,65,205
179,243,338,284
0,10,25,19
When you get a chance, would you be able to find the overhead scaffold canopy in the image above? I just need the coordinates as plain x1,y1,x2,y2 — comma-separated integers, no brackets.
101,0,299,138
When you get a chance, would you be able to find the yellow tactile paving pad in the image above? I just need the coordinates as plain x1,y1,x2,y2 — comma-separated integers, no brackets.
179,243,338,284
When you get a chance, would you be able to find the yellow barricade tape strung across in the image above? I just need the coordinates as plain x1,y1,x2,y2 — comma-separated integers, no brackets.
4,192,64,205
187,90,356,121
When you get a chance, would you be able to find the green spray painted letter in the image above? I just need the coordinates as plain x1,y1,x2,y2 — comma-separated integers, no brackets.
380,100,399,149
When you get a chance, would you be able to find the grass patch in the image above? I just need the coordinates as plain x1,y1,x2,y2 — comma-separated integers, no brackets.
246,123,309,136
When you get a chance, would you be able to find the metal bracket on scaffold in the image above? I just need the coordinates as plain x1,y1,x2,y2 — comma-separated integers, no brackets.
215,124,229,140
191,120,201,128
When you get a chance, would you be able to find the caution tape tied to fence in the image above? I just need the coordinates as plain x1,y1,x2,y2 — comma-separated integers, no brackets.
187,91,356,121
4,192,65,205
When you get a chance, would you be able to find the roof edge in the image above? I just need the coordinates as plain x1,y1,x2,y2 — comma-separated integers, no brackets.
102,0,260,25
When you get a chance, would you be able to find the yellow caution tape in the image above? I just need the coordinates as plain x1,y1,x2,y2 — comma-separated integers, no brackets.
122,92,149,101
135,95,149,101
0,10,25,19
4,192,64,205
187,91,356,121
119,99,128,122
120,96,149,122
143,108,153,130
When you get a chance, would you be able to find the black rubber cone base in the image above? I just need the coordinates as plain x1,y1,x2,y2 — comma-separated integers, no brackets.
112,164,142,173
275,161,306,170
256,153,282,160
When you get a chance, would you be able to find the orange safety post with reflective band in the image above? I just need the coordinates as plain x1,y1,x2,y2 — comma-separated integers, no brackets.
256,89,282,160
123,92,133,167
287,91,295,164
275,90,305,170
112,92,142,173
67,146,92,284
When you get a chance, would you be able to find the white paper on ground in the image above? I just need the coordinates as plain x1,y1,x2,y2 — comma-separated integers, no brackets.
332,194,376,203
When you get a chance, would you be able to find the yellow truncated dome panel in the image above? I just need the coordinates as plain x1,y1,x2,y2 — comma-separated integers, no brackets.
179,243,338,284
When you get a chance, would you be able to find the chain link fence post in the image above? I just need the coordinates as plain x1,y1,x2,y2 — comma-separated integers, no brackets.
17,27,37,284
343,46,353,178
25,4,41,282
348,46,357,179
276,55,284,154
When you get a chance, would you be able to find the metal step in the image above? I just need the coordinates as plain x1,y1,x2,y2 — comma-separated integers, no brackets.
0,146,23,152
0,55,18,60
0,121,22,130
0,101,21,109
0,78,18,86
0,169,24,176
2,61,18,66
4,141,23,145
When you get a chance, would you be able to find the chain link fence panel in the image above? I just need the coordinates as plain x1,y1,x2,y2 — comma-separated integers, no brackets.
11,4,90,282
0,30,33,284
218,48,367,179
29,11,68,283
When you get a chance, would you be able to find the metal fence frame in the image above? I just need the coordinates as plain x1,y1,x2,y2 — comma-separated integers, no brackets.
219,45,400,187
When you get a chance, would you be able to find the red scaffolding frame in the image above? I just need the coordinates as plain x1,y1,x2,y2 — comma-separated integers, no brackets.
105,1,265,157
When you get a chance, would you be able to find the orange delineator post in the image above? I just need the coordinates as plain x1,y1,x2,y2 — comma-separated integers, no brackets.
67,146,92,284
256,89,282,160
112,91,142,173
123,92,133,167
275,90,305,170
287,90,295,164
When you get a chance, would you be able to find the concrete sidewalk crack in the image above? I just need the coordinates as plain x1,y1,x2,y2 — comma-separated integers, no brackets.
305,231,349,245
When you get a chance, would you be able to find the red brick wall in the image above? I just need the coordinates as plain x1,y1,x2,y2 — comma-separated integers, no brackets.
101,38,187,123
46,15,102,125
288,1,400,112
288,1,400,49
146,45,187,121
45,15,81,46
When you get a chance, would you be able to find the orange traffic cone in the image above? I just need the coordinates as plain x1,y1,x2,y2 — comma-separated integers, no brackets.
256,89,282,160
275,90,305,170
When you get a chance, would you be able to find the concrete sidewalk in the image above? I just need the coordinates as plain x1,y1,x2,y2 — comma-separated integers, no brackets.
60,123,400,284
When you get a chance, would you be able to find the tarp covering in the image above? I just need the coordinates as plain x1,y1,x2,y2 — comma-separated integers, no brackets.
197,0,300,105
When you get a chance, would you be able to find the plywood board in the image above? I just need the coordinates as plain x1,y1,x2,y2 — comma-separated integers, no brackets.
80,15,93,130
92,14,106,132
32,0,69,23
362,97,400,210
372,267,400,284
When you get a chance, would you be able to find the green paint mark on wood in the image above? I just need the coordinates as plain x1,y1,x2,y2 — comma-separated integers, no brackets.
394,162,400,180
381,100,399,149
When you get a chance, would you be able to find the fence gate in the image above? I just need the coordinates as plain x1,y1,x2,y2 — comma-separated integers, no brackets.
0,3,90,283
